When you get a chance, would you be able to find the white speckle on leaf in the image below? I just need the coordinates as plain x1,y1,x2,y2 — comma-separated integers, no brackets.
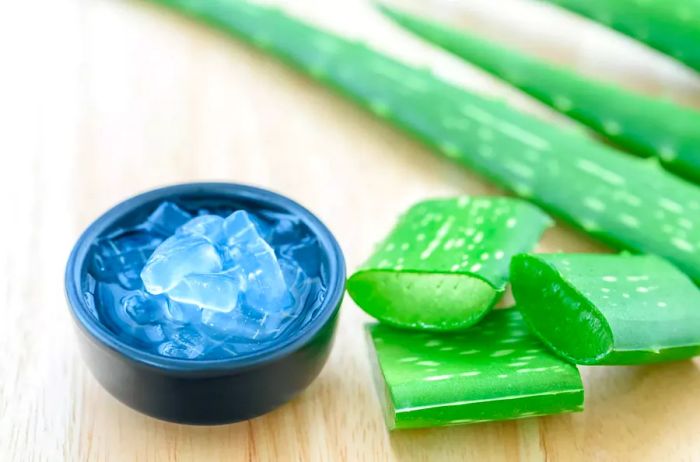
620,214,640,228
459,371,481,377
576,159,625,185
490,349,515,357
583,197,605,212
672,238,694,252
424,374,453,382
459,349,479,355
659,198,684,214
602,120,622,135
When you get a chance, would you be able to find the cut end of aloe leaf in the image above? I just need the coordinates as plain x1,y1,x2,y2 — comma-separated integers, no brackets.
348,196,552,331
512,253,700,365
349,270,499,331
510,254,614,363
367,309,584,430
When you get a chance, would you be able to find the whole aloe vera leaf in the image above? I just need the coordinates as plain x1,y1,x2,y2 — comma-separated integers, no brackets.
348,196,552,331
380,5,700,185
145,0,700,284
511,253,700,365
367,309,584,430
538,0,700,73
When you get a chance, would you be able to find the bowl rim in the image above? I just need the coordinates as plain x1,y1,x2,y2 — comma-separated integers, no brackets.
65,182,346,373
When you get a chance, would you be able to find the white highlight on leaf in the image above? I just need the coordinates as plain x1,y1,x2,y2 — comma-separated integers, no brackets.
659,198,684,214
420,216,455,260
672,238,694,252
459,349,479,355
620,214,640,228
490,349,514,357
424,374,453,382
460,105,550,150
576,159,625,185
583,197,606,212
459,371,481,377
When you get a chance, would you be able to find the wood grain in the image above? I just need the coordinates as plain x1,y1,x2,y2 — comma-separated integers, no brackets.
1,0,699,460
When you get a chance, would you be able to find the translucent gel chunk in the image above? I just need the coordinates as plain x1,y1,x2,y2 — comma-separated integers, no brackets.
141,210,290,313
86,201,326,360
141,235,223,294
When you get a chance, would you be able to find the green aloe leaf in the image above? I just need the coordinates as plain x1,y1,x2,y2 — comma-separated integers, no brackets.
348,196,551,331
145,0,700,284
538,0,700,73
379,4,700,185
367,309,584,430
511,253,700,365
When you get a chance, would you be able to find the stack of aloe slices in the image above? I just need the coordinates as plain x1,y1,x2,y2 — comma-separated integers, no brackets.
368,309,584,430
348,196,552,331
511,253,700,365
379,5,700,185
538,0,700,74
147,0,700,285
354,197,588,429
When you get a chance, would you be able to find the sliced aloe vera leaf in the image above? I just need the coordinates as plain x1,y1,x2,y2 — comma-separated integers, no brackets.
367,309,584,430
348,196,551,331
511,253,700,365
145,0,700,285
380,5,700,185
539,0,700,73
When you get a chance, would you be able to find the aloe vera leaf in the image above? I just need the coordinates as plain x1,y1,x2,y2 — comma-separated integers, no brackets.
538,0,700,73
511,253,700,365
367,309,584,430
145,0,700,284
379,5,700,185
348,196,552,331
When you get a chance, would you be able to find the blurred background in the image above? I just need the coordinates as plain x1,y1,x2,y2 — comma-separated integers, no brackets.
2,0,700,460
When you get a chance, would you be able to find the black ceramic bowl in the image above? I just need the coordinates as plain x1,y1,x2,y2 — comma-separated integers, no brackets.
65,183,346,425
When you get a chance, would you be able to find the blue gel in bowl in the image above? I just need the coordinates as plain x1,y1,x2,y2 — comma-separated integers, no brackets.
65,183,346,424
89,201,327,360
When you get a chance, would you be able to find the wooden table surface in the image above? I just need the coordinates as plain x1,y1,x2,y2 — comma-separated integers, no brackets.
3,0,700,460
